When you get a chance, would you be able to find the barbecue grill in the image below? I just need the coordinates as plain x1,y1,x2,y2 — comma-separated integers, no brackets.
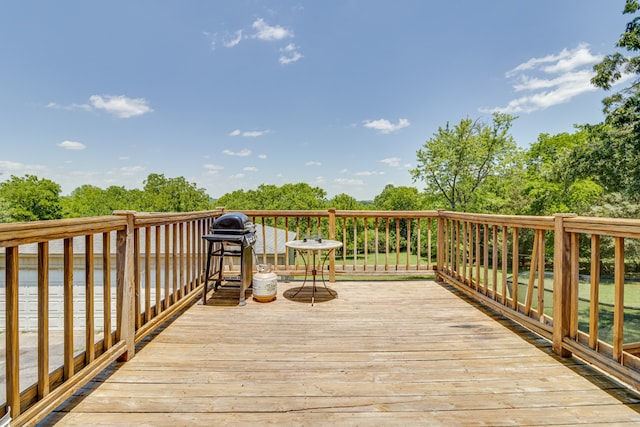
202,212,257,306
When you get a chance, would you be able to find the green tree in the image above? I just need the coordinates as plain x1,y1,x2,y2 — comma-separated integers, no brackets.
217,183,327,210
61,185,144,217
585,0,640,197
329,193,361,210
523,131,602,215
411,113,518,211
141,173,212,212
0,174,62,222
373,185,425,210
371,185,427,252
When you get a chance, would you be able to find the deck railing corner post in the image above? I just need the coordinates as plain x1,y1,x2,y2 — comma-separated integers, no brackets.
552,213,576,358
114,210,137,361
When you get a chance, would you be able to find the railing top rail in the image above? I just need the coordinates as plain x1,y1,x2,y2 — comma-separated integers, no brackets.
334,210,439,218
439,211,555,229
235,209,440,219
0,215,128,248
565,215,640,238
239,209,330,218
131,209,224,227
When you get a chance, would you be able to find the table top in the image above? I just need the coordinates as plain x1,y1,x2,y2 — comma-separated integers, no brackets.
285,239,343,251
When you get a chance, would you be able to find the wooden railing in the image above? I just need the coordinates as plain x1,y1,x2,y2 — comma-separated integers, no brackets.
0,209,222,426
2,208,640,424
436,211,640,391
244,209,438,278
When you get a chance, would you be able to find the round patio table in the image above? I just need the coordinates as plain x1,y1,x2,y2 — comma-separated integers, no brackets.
285,238,342,305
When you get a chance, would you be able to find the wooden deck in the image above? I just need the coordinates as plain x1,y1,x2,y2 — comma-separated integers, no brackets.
41,280,640,426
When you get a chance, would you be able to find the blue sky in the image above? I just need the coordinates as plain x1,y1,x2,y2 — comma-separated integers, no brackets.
0,1,631,200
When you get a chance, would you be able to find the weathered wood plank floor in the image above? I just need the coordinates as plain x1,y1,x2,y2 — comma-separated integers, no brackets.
43,280,640,426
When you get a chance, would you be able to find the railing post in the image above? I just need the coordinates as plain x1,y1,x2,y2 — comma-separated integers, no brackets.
115,210,136,361
6,246,20,418
436,210,445,280
552,213,575,357
329,208,336,282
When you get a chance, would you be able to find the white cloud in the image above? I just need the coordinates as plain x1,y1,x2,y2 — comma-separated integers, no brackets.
355,171,385,176
244,166,258,172
0,159,46,172
306,161,322,166
203,31,217,50
223,148,252,157
204,164,224,176
334,178,364,186
506,43,600,77
279,43,302,64
229,129,270,137
242,130,270,137
107,165,145,176
57,140,86,150
47,101,92,112
229,173,246,179
207,18,300,64
380,157,401,167
224,30,244,48
482,43,612,114
251,18,293,41
258,154,267,159
363,118,410,134
204,163,224,170
90,95,153,118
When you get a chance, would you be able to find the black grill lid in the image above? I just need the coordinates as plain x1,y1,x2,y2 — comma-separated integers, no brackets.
211,212,253,233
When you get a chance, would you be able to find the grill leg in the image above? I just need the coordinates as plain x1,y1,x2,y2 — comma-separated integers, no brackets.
203,241,224,305
238,245,253,307
203,241,213,305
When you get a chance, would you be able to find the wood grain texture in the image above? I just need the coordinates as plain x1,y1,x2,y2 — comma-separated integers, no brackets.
44,281,640,426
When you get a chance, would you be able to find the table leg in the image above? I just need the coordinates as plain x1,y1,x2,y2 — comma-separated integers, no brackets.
291,248,336,306
319,249,338,300
290,249,309,299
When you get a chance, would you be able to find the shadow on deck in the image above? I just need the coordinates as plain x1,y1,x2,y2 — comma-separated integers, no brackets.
41,280,640,426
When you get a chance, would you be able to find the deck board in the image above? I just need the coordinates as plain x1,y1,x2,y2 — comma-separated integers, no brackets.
42,281,640,426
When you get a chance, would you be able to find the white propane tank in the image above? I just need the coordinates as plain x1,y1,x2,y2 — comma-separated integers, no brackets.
252,264,277,302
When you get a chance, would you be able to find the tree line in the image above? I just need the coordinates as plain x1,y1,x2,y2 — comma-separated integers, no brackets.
2,2,640,223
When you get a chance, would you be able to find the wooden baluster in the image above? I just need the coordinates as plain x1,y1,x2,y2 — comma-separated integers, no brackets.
483,224,489,295
589,235,600,350
363,217,368,272
491,225,498,301
416,218,421,271
172,223,178,303
86,234,95,364
501,226,508,305
406,218,411,272
613,236,625,363
569,233,580,340
155,226,162,315
475,223,481,291
375,217,380,272
6,246,20,417
145,227,152,322
512,228,519,311
385,217,390,271
103,232,112,349
537,230,546,321
38,242,50,399
63,238,74,379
